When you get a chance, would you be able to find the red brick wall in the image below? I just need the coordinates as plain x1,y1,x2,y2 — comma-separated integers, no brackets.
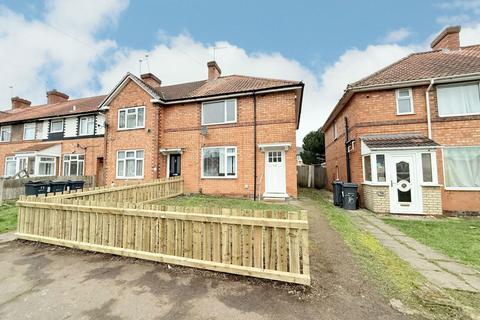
105,80,298,197
324,85,480,212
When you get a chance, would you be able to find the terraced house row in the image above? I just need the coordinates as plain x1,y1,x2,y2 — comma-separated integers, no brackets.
0,61,304,199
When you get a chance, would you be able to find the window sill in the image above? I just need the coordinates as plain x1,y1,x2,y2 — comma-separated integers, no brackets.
201,121,237,127
117,127,146,132
201,176,237,180
444,187,480,191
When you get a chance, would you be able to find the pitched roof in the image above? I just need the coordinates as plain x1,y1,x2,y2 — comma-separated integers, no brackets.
153,75,301,101
361,133,439,149
0,95,106,124
351,45,480,89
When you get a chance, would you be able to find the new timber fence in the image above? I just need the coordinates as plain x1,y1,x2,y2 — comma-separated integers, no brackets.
16,177,310,285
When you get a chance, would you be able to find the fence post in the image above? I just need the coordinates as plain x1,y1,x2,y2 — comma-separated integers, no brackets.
0,178,4,204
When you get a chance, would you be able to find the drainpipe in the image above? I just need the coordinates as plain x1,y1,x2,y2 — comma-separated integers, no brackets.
425,79,435,139
253,92,257,201
344,117,352,183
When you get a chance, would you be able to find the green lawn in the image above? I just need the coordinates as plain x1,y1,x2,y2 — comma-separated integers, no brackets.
383,218,480,271
0,202,18,234
153,194,299,211
300,188,479,319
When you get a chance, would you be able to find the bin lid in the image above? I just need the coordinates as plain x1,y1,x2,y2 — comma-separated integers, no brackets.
342,183,358,188
332,180,343,185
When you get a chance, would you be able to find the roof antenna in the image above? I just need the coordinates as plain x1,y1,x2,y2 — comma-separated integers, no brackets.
139,58,143,75
145,54,150,73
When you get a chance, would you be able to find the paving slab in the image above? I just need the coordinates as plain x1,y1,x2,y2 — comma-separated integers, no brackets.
0,232,16,243
436,261,479,276
462,274,480,291
419,270,476,292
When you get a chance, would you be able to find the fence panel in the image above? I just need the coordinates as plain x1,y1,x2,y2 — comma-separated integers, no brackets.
16,183,310,285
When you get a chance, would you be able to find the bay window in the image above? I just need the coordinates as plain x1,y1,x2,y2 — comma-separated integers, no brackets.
79,116,95,135
23,123,36,140
443,147,480,189
363,154,388,183
38,157,55,176
437,82,480,117
376,154,386,182
201,99,236,125
363,155,372,181
116,150,144,178
202,146,237,178
4,156,16,177
63,154,85,176
421,153,433,183
118,106,145,130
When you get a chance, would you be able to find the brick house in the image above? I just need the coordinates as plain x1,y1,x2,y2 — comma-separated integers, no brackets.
323,26,480,214
0,90,106,184
100,61,304,198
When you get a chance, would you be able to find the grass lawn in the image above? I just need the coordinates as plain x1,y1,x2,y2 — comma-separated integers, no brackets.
153,194,299,211
0,202,17,234
300,188,479,319
383,218,480,271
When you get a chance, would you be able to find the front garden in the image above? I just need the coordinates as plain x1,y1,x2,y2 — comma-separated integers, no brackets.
0,202,17,234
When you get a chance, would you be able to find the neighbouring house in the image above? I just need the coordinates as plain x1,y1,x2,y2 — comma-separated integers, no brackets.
0,90,106,184
296,147,304,165
323,25,480,215
100,61,304,198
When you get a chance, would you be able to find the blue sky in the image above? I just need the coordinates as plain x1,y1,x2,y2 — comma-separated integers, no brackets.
1,0,479,142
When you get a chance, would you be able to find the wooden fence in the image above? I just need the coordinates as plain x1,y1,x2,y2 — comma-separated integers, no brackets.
16,179,310,285
297,165,326,189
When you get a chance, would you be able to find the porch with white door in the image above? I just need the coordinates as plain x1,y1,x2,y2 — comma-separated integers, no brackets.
259,143,290,199
361,134,442,215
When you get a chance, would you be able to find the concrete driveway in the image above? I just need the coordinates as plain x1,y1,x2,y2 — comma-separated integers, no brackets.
0,198,410,320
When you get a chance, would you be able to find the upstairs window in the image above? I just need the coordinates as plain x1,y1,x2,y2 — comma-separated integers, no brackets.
50,119,64,133
118,106,145,130
437,82,480,117
396,88,414,115
202,99,236,125
0,126,11,142
79,116,95,135
23,123,36,140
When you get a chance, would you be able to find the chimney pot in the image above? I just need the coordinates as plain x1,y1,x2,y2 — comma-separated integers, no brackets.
47,89,69,104
207,61,221,80
11,96,31,110
431,26,461,51
140,73,162,87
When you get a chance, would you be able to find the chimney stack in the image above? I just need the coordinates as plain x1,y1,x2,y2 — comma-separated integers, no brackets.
207,61,221,81
47,89,69,104
431,26,461,51
11,97,31,110
140,73,162,87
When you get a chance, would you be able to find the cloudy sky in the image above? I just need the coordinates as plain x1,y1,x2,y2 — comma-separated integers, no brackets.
1,0,480,144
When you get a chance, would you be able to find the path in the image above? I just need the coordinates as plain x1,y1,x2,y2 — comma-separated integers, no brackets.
350,211,480,292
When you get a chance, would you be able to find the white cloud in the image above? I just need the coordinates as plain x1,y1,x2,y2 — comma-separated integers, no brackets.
383,28,412,43
461,23,480,46
0,0,128,108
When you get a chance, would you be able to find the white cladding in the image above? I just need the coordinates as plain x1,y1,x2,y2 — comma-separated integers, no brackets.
64,117,77,138
96,113,105,135
41,120,49,139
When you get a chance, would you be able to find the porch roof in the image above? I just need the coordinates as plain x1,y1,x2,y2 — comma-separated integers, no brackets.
361,133,439,150
15,143,60,154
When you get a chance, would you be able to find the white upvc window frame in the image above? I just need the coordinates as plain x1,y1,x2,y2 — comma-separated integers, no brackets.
116,149,144,179
23,123,36,140
442,146,480,191
63,154,85,176
201,146,237,179
201,99,237,126
437,82,480,118
50,119,64,133
0,126,11,142
333,120,338,140
4,156,16,177
79,116,95,136
395,88,414,115
419,151,438,186
118,106,145,130
36,156,56,176
362,154,373,182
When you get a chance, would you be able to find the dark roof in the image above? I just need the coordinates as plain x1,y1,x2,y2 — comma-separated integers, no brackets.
15,142,60,153
361,133,439,149
154,75,301,101
351,45,480,88
0,95,106,124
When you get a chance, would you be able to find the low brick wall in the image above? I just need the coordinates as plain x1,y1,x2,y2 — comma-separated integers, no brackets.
362,184,390,213
422,186,442,215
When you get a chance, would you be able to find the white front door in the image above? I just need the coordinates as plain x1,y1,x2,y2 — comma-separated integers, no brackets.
264,150,287,197
389,154,422,214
